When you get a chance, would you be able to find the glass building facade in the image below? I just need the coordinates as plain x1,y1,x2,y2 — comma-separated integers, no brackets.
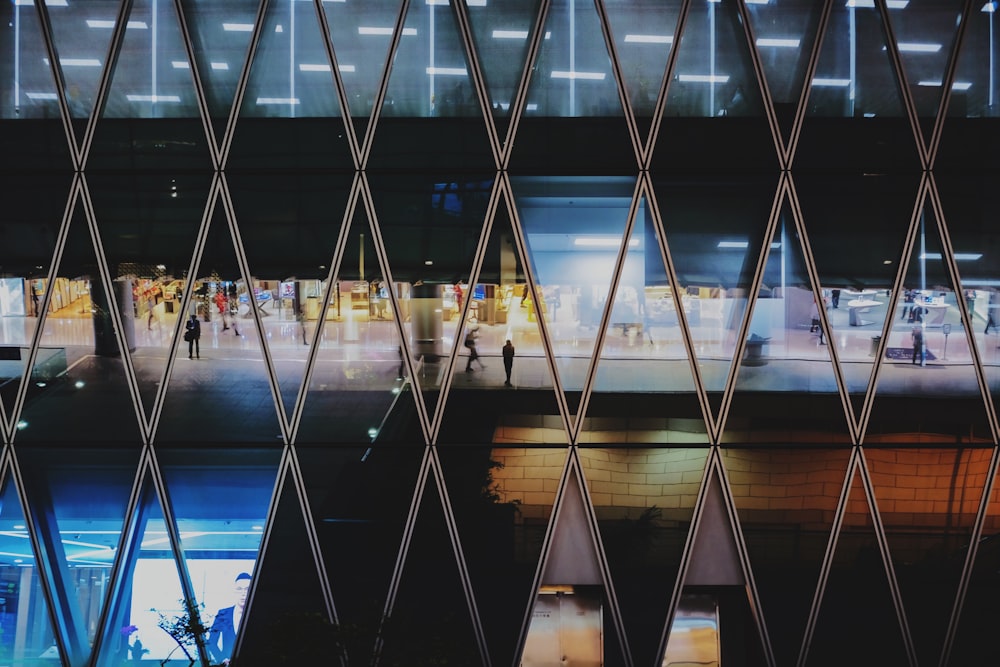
1,0,999,664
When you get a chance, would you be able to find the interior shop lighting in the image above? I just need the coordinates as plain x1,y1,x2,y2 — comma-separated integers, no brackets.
359,26,417,35
552,70,606,80
922,252,982,260
918,80,972,90
427,66,468,76
897,42,942,53
718,240,749,249
756,37,800,48
678,74,730,84
211,62,229,70
86,19,147,29
15,0,69,5
624,34,674,44
812,77,851,86
256,97,301,105
56,58,102,67
127,94,181,102
493,29,529,39
223,23,254,32
25,92,58,100
171,61,189,69
575,238,639,247
16,421,27,430
847,0,908,7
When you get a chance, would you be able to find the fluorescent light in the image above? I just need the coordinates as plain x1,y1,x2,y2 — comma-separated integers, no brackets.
60,58,102,67
526,103,537,111
359,26,417,35
86,19,148,29
923,252,982,261
25,92,58,100
847,0,908,6
917,80,972,90
223,23,254,32
718,241,749,249
493,29,528,39
746,0,770,3
624,34,673,44
812,77,851,86
574,238,639,247
678,74,730,84
984,2,997,12
171,61,190,69
339,64,356,72
256,97,300,105
426,0,448,4
299,63,330,72
15,0,69,5
897,42,941,53
467,0,487,5
126,94,181,102
426,66,467,76
551,70,606,80
210,62,229,71
756,37,800,48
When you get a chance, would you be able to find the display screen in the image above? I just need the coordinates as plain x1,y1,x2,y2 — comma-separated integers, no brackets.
473,284,486,301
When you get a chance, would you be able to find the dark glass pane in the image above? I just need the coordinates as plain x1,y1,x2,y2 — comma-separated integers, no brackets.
88,171,211,424
806,466,908,666
298,445,422,664
727,201,851,443
436,193,561,444
794,171,917,421
227,172,351,422
867,447,986,667
0,473,61,666
582,447,706,667
379,472,481,665
17,447,140,665
651,172,775,421
156,202,283,444
721,447,850,667
234,465,336,667
17,201,142,444
0,172,72,424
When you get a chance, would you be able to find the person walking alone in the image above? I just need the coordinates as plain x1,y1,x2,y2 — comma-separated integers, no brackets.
502,339,515,386
464,327,485,372
185,313,201,359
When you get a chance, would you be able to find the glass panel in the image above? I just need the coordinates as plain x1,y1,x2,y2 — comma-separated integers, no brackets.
795,171,917,420
227,172,351,423
96,480,189,667
298,445,423,664
581,447,706,667
322,0,401,141
935,169,1000,426
512,176,634,426
884,0,965,145
158,448,279,666
508,0,635,174
228,0,353,170
436,193,562,444
581,195,708,445
720,447,849,667
652,172,775,420
0,473,61,666
90,0,212,171
178,0,258,143
368,1,494,170
603,0,682,142
437,446,561,667
367,173,492,423
867,447,985,667
45,0,120,142
88,171,210,425
654,0,776,172
867,200,989,442
745,0,826,145
727,202,851,443
17,447,140,665
237,463,337,666
464,0,541,143
379,472,481,664
937,4,1000,170
295,207,417,445
806,464,908,666
797,1,921,171
0,173,72,424
951,452,1000,663
17,200,142,444
156,201,283,444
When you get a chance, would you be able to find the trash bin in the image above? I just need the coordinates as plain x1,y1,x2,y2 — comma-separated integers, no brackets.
870,335,881,357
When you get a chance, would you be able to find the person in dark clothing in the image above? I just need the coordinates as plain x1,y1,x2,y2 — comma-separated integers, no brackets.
911,325,924,365
502,339,515,386
464,328,485,372
185,314,201,359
